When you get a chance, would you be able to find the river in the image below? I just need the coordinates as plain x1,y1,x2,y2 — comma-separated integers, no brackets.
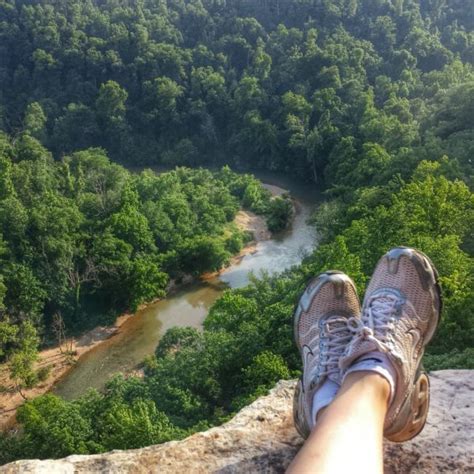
54,173,318,400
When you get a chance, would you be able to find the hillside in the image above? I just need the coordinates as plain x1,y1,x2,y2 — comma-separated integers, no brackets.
0,0,473,465
0,0,472,179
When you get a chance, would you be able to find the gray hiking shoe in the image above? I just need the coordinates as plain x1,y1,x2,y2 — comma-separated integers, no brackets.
341,247,442,442
293,271,360,438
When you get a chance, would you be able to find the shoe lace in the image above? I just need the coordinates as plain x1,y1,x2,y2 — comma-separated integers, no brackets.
347,293,400,352
313,317,353,380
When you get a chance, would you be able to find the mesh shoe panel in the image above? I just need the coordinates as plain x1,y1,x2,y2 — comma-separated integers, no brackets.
340,247,441,442
293,272,360,438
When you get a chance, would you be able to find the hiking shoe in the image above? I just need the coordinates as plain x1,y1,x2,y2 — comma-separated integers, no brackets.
341,247,442,442
293,271,360,438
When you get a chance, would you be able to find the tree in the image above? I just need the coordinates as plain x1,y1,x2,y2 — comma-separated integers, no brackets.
242,351,290,392
24,102,47,139
0,153,14,200
9,322,39,398
234,76,266,112
96,81,128,127
127,258,168,311
52,104,99,154
144,76,183,128
16,394,95,458
178,236,230,275
98,399,177,450
95,81,129,155
0,318,18,361
266,195,293,232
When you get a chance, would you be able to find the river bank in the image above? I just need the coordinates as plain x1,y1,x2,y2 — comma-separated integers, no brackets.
0,311,132,430
0,188,282,431
44,180,315,400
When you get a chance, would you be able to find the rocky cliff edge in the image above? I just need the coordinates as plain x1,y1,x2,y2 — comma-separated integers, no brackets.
1,370,473,473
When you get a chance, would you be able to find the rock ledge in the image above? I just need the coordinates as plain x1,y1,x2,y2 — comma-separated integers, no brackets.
1,370,473,473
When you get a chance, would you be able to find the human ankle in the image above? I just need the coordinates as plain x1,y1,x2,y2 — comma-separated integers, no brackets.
342,352,396,406
343,371,391,406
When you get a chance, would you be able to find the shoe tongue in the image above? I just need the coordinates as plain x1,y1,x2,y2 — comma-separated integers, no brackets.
340,339,381,369
370,291,399,311
324,315,347,334
371,296,394,311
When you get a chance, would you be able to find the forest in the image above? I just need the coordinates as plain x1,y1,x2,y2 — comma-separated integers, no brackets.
0,0,473,463
1,0,472,181
0,135,289,377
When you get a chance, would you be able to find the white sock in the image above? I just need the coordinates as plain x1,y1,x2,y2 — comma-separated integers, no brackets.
343,351,397,406
311,379,339,423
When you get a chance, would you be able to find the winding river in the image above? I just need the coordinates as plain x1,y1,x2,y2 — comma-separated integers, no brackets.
54,173,318,400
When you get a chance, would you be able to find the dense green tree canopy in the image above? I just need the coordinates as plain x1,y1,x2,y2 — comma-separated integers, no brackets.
0,0,472,183
0,0,473,465
0,133,280,373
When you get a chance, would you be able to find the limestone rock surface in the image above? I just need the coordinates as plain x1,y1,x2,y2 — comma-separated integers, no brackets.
1,370,473,473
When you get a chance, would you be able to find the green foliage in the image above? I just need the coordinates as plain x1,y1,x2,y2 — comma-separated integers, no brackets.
242,351,290,392
1,376,183,463
242,181,271,214
24,103,47,139
0,319,18,359
9,322,39,391
36,365,51,383
266,195,293,232
224,228,244,255
424,348,474,371
0,0,473,464
0,136,272,409
97,399,178,451
16,394,96,458
177,236,230,276
1,0,469,179
304,236,368,294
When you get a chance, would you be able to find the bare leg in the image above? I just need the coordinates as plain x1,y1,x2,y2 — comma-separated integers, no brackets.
287,372,390,474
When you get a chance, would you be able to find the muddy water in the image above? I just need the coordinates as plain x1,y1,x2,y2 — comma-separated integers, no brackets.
54,175,318,400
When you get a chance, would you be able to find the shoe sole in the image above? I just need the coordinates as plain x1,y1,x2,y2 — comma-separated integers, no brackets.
386,369,430,442
293,377,310,439
293,270,359,354
382,247,442,443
